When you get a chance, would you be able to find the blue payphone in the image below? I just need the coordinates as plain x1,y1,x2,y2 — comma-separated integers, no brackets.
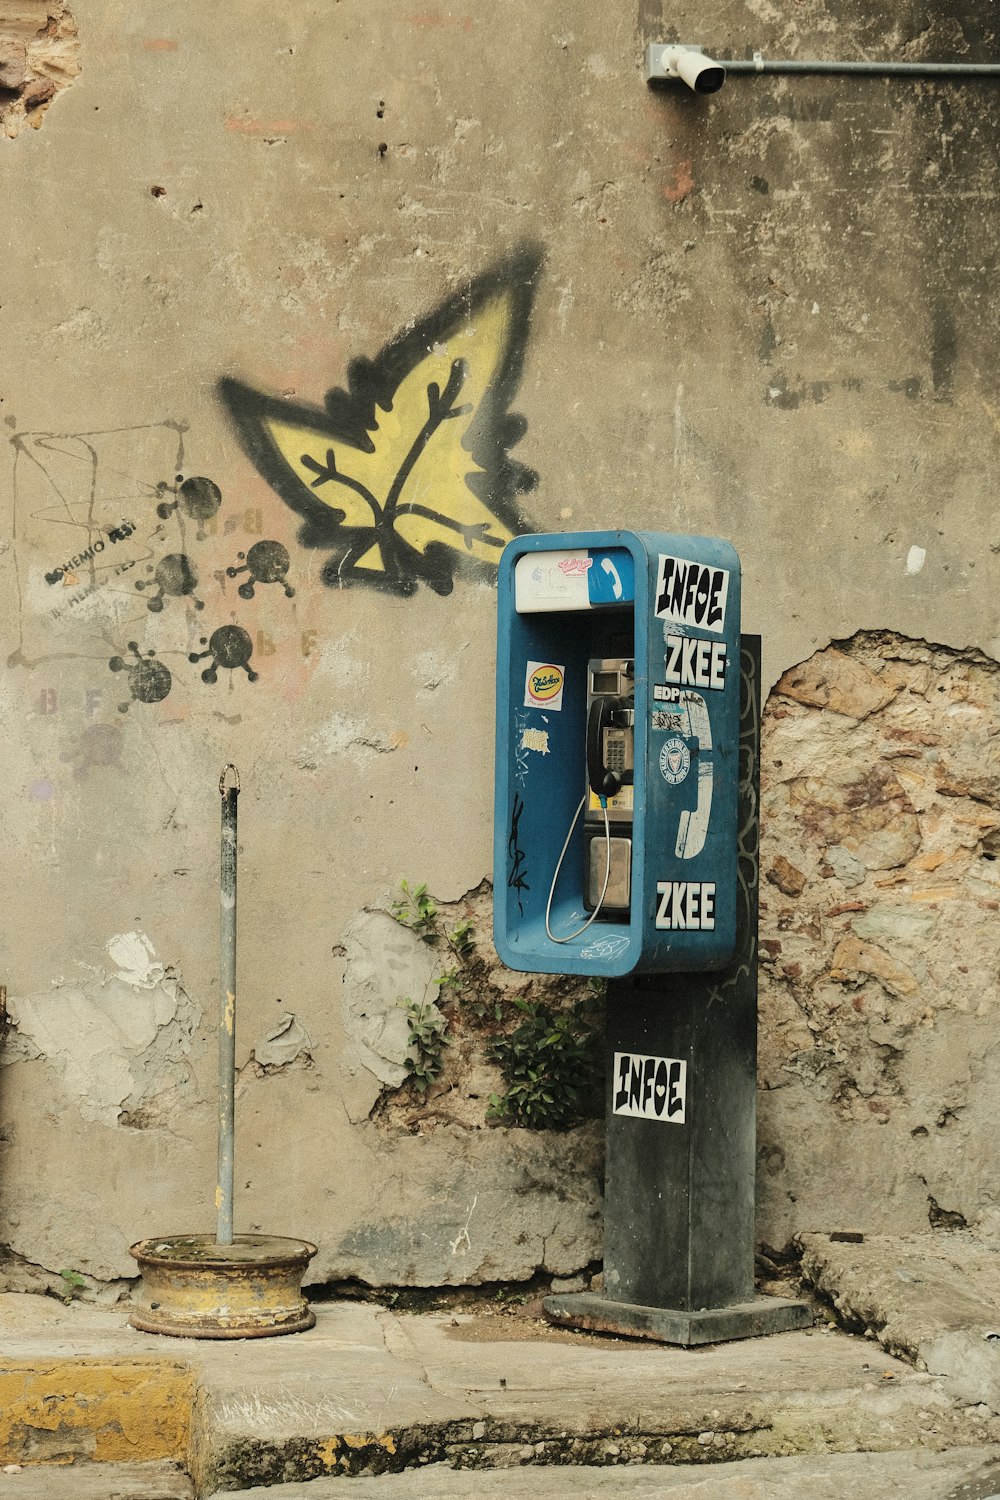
494,530,742,979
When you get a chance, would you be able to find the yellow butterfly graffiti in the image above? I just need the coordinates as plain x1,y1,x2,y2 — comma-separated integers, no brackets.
219,246,542,595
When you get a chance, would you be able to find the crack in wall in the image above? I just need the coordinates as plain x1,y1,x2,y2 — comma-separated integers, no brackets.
0,1243,132,1302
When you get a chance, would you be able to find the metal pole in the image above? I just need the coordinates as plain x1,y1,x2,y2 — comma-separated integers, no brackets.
646,45,1000,84
723,57,1000,77
217,764,240,1246
545,638,810,1343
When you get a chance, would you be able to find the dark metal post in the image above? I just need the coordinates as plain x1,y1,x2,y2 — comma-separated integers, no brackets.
217,765,240,1246
545,639,811,1343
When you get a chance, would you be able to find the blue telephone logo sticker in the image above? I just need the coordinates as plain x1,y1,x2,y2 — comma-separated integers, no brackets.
587,550,635,607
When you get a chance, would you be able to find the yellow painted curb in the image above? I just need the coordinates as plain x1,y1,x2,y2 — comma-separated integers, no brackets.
0,1358,197,1467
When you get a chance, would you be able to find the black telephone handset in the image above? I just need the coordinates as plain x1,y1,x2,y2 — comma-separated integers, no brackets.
587,696,624,800
582,658,634,917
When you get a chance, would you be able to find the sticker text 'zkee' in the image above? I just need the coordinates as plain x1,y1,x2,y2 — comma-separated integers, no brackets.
662,634,727,690
655,881,716,930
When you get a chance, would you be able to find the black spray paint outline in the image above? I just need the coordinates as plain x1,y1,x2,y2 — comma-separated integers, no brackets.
218,243,543,597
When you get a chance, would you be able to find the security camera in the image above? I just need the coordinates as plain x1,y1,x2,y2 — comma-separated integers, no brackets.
646,44,726,94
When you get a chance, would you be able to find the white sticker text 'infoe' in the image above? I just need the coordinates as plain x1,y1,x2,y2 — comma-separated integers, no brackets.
613,1052,686,1123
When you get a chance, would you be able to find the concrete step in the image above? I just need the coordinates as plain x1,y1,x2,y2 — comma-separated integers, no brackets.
187,1306,1000,1492
1,1461,193,1499
203,1449,1000,1499
3,1292,1000,1496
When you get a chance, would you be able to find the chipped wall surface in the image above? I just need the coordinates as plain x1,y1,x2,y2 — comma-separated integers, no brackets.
0,2,79,138
4,931,201,1127
757,634,1000,1243
2,0,1000,1287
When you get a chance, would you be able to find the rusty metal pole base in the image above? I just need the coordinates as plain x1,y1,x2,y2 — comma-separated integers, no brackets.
128,1233,317,1339
543,1291,812,1347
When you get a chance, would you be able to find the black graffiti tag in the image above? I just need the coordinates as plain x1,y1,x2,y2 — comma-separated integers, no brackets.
507,792,530,918
219,243,542,597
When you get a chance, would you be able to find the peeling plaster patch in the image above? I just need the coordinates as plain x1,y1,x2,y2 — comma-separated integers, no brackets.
759,634,1000,1237
253,1012,313,1068
339,910,443,1118
105,931,165,989
4,937,200,1127
906,545,927,575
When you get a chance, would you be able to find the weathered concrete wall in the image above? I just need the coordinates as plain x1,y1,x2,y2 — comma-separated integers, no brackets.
2,0,1000,1288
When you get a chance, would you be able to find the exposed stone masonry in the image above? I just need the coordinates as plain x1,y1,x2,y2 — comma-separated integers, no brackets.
757,632,1000,1242
0,2,78,138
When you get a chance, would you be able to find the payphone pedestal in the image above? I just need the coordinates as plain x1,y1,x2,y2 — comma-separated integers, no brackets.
544,640,811,1346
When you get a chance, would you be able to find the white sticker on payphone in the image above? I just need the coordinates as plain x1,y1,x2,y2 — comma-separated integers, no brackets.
515,552,591,611
524,661,565,710
655,554,730,634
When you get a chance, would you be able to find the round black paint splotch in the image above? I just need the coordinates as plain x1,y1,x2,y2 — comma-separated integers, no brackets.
227,539,294,599
137,553,204,612
178,476,222,522
109,643,173,711
157,475,222,539
190,624,259,685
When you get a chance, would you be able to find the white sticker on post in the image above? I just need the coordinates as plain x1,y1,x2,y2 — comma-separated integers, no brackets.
613,1052,687,1123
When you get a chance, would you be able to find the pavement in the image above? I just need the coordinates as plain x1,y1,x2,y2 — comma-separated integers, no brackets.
3,1234,1000,1498
5,1451,1000,1500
